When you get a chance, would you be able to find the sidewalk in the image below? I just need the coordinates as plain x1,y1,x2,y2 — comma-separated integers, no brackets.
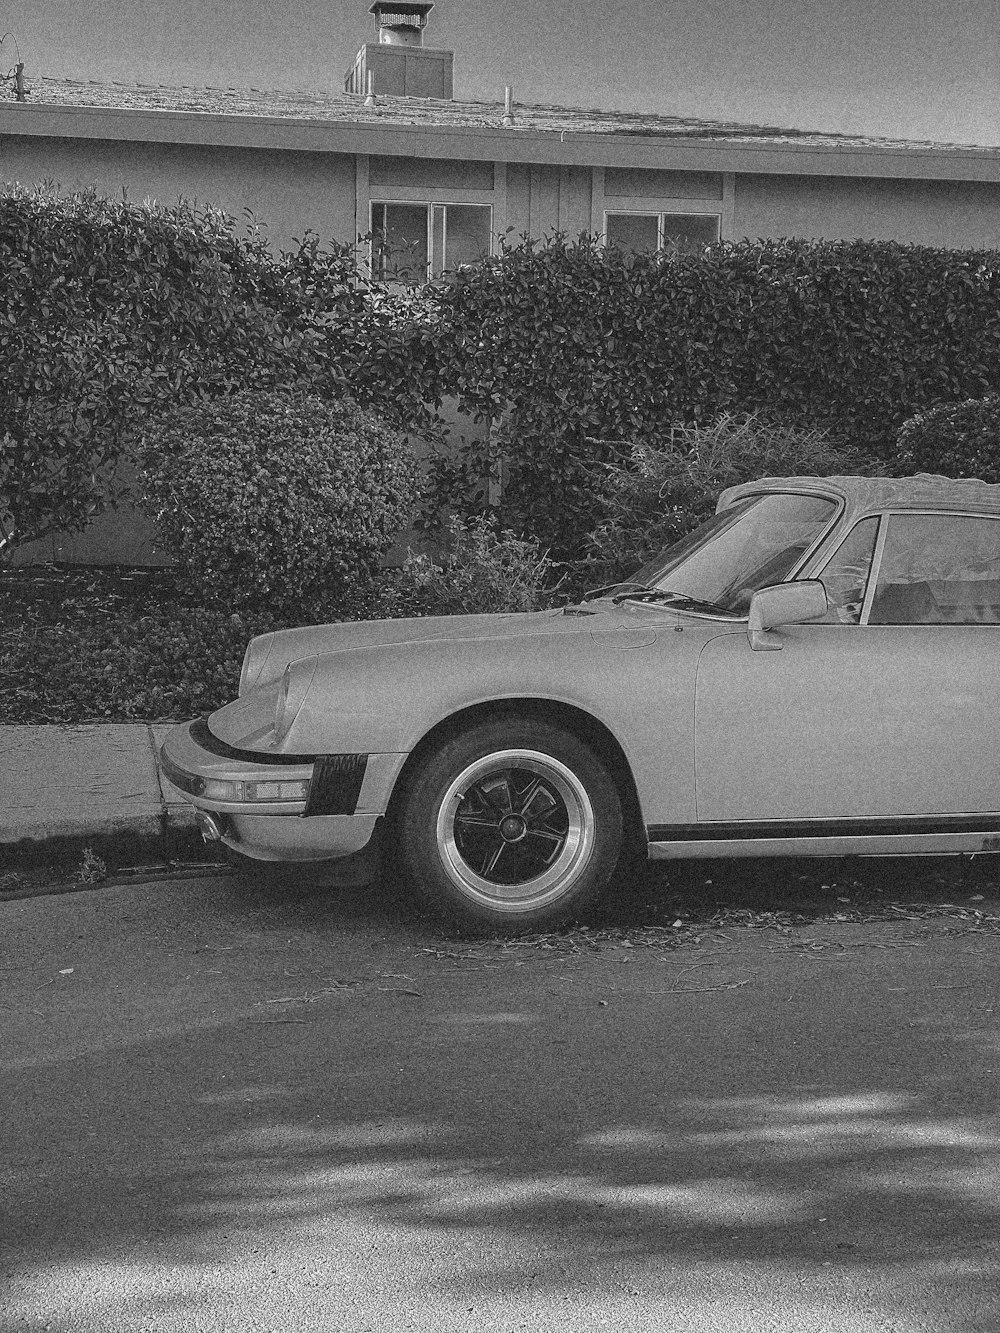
0,723,204,871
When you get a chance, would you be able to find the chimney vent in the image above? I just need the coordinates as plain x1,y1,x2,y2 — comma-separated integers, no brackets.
371,2,433,47
346,1,453,99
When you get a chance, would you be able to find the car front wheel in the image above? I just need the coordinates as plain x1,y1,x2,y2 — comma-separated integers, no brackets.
397,719,624,933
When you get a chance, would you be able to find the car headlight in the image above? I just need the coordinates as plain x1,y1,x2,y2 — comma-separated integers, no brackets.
159,748,312,804
274,656,318,742
240,633,275,696
197,776,313,803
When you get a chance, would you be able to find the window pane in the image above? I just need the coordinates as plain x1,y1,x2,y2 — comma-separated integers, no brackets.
632,493,837,613
869,513,1000,624
372,202,428,281
661,213,721,250
443,205,492,270
818,517,879,623
606,213,659,255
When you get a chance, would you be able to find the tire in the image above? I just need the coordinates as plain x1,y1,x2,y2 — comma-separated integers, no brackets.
396,718,624,933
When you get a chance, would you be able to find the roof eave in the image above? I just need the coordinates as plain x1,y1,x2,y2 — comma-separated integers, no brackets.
2,101,1000,181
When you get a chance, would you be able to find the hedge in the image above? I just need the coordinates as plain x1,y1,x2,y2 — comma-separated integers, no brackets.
8,199,1000,572
0,185,328,554
895,395,1000,481
406,236,1000,559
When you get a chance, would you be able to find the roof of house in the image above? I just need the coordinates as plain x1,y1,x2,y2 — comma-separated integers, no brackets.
6,77,1000,180
21,76,992,152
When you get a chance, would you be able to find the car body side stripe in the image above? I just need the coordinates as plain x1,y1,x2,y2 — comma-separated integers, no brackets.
647,814,1000,842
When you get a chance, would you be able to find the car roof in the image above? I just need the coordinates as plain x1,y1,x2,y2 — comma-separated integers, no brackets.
717,473,1000,519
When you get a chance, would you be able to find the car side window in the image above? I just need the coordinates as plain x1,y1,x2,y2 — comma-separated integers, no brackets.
868,513,1000,624
818,517,880,623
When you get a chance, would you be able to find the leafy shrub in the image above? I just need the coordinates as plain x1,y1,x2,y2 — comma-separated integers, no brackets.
381,515,558,618
415,235,1000,561
138,390,421,615
0,605,263,723
583,412,880,586
277,233,445,438
12,197,1000,578
895,395,1000,481
0,184,328,557
0,561,411,724
0,528,553,724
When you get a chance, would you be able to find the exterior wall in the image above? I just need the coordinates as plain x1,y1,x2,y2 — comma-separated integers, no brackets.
504,162,532,237
503,161,595,240
501,164,728,242
0,135,358,251
12,511,167,567
369,154,494,191
10,458,169,567
734,173,1000,248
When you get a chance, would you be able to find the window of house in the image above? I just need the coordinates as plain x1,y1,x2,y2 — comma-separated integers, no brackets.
605,212,660,254
605,211,721,255
371,202,493,280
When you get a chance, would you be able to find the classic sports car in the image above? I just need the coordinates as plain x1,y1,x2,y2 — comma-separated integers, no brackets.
160,474,1000,931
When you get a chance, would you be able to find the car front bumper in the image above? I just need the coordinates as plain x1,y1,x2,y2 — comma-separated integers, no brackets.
158,717,407,863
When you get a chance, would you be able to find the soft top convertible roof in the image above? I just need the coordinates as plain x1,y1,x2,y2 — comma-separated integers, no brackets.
718,473,1000,520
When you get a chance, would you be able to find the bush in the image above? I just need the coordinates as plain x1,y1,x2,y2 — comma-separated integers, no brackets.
416,235,1000,561
138,390,421,615
895,395,1000,481
381,515,559,617
0,184,330,557
0,563,411,725
0,528,553,724
0,605,264,723
583,412,880,586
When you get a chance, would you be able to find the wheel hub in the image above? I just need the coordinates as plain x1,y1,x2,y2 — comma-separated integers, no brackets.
499,813,528,842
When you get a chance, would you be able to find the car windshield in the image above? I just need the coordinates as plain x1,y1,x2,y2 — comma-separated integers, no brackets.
614,492,838,614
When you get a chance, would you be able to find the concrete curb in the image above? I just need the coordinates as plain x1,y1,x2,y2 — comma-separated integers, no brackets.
0,722,219,889
0,859,231,903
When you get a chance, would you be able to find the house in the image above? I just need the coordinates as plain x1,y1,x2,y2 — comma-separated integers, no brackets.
5,1,1000,262
4,0,1000,562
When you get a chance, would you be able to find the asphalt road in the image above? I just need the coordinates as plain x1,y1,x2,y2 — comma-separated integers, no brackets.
3,865,1000,1333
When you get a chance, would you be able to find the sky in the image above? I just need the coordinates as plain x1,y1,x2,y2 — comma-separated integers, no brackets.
3,0,999,145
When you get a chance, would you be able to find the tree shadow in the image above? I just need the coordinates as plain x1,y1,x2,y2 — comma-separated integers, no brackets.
4,865,1000,1330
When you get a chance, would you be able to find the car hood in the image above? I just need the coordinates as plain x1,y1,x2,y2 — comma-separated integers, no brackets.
212,598,742,758
240,605,634,693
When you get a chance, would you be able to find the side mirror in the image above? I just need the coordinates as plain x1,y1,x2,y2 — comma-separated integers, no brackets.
747,579,828,651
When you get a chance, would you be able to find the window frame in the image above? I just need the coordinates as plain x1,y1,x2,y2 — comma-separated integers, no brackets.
603,208,722,253
813,515,882,624
814,509,1000,627
863,509,1000,627
370,199,494,281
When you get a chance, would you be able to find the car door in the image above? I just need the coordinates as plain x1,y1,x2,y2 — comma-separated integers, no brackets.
693,511,1000,823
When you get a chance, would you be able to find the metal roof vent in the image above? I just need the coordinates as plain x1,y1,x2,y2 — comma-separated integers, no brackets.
346,0,453,99
371,2,433,46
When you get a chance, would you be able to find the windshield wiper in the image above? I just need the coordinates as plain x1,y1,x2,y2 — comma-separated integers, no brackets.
609,586,735,614
581,581,647,601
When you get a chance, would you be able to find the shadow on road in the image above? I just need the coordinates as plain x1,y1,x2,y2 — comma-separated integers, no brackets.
223,843,1000,934
3,859,1000,1329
